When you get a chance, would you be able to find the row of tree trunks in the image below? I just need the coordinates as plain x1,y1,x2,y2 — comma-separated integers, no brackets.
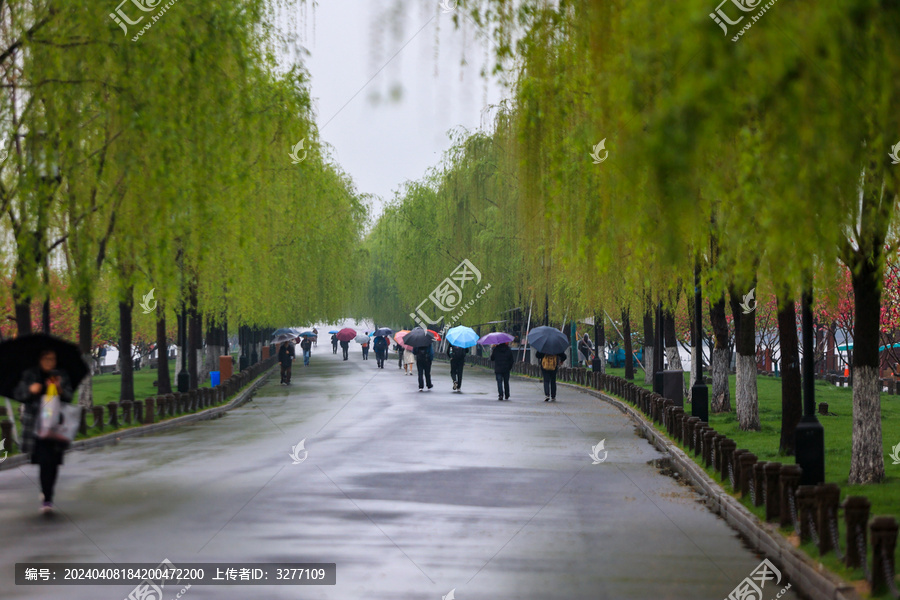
643,310,654,385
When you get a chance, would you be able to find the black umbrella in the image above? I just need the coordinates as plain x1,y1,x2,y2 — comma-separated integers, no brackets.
527,326,570,354
373,327,394,337
403,328,436,348
0,334,89,400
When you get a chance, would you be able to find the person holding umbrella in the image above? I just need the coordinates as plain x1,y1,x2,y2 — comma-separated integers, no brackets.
331,333,338,354
448,345,468,391
300,335,313,366
373,335,388,368
528,326,570,402
14,349,75,513
578,333,593,367
479,331,516,401
360,334,370,360
405,328,436,390
278,341,295,384
340,338,350,360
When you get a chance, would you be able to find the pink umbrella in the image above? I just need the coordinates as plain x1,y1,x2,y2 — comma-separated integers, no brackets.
394,330,413,352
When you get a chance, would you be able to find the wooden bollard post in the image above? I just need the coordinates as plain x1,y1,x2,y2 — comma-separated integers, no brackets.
739,453,757,498
703,429,717,468
752,461,767,507
92,405,104,429
108,402,119,429
843,496,870,569
870,516,898,594
816,483,841,555
144,397,155,424
684,417,699,451
779,464,802,528
133,400,143,424
79,406,88,435
1,420,13,451
796,485,817,542
720,439,736,483
732,449,748,488
764,462,782,522
121,401,132,425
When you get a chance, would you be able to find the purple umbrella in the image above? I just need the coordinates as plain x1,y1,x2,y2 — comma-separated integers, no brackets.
478,332,515,345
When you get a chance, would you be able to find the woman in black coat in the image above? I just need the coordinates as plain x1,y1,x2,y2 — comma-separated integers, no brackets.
490,343,515,401
14,350,74,513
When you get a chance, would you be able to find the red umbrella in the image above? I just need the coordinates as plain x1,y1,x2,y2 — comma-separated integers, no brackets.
336,328,357,342
427,329,443,341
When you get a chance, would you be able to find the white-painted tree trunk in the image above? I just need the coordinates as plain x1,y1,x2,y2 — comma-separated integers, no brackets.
711,347,731,413
197,348,210,385
735,353,760,430
667,346,689,399
644,345,654,385
849,365,885,483
78,352,94,408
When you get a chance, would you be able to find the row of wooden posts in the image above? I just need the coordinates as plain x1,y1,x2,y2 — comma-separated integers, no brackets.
456,354,900,596
0,356,277,454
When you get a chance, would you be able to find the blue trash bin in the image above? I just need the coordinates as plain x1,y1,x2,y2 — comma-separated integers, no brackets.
210,371,221,387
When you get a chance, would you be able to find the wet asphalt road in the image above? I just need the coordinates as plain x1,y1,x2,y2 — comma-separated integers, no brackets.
0,348,802,600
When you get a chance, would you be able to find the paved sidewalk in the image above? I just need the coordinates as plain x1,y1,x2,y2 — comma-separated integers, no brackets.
0,350,800,599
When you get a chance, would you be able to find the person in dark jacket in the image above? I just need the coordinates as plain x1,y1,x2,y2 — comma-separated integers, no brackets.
536,350,567,401
448,345,468,391
414,344,434,390
373,336,388,368
578,333,593,367
278,342,294,383
14,350,74,513
300,336,312,366
490,342,515,401
395,343,404,368
331,334,338,354
361,335,370,360
340,339,349,360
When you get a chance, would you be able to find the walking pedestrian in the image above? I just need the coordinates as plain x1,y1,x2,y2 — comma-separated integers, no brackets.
300,336,312,366
448,344,468,391
535,350,567,401
415,344,434,390
396,343,404,369
361,335,370,360
278,342,294,384
312,328,318,347
578,333,593,367
373,335,388,368
14,350,74,513
340,339,349,361
402,345,415,375
331,334,338,354
490,342,514,401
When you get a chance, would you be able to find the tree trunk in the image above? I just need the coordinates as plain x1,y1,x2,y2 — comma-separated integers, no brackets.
710,296,731,413
623,309,634,380
664,310,688,397
594,312,606,373
643,310,654,385
188,287,200,389
119,289,134,402
156,307,172,395
849,253,885,484
14,300,32,336
730,287,760,430
77,302,94,409
776,293,802,456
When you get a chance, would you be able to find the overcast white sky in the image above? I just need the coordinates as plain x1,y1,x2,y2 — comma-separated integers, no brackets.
283,0,507,221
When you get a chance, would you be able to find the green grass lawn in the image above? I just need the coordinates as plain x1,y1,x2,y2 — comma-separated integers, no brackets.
599,365,897,595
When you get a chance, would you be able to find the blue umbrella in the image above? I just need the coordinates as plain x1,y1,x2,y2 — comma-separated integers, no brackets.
328,330,339,334
446,326,479,349
373,327,394,337
298,331,316,337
